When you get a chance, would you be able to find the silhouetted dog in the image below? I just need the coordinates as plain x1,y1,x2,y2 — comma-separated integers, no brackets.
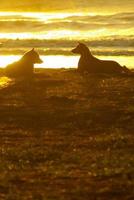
72,43,130,74
5,48,43,77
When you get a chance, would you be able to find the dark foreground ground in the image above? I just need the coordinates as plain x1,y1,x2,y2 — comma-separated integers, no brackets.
0,68,134,200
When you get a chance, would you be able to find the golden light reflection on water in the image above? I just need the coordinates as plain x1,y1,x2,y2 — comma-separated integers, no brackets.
0,55,133,69
0,11,103,18
0,33,34,39
0,28,133,40
0,55,20,68
0,55,79,69
0,11,133,40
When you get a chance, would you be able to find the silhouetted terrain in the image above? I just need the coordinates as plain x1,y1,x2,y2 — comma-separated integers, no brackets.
0,68,134,200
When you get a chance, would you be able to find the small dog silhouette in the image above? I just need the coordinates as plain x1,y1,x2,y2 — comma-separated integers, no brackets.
5,48,43,77
72,43,130,74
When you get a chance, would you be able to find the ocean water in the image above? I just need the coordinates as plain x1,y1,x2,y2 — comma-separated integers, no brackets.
0,11,133,69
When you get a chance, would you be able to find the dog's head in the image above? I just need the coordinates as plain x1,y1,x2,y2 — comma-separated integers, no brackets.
71,43,89,54
23,48,43,64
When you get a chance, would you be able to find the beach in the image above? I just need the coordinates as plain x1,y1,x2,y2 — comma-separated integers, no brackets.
0,68,134,199
0,0,134,199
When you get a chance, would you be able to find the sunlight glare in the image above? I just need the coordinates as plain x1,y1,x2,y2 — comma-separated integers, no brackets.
0,55,133,69
0,55,79,69
0,76,11,89
0,55,20,68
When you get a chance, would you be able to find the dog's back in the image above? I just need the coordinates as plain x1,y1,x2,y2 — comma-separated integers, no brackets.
6,60,33,77
5,49,43,77
90,58,124,73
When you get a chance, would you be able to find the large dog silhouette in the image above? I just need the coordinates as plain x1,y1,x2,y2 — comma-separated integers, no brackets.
72,43,130,74
5,48,43,77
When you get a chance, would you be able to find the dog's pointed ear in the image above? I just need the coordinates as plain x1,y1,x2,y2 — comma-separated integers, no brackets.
31,48,34,51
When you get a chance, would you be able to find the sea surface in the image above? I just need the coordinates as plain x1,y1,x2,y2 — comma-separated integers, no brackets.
0,11,133,68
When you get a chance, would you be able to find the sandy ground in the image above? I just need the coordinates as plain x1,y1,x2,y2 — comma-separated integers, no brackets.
0,68,134,200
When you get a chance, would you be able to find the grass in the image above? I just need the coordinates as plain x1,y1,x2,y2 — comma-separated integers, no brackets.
0,68,134,200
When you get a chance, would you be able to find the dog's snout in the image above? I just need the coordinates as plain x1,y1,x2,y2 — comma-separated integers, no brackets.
38,58,43,63
71,48,76,53
36,57,43,63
